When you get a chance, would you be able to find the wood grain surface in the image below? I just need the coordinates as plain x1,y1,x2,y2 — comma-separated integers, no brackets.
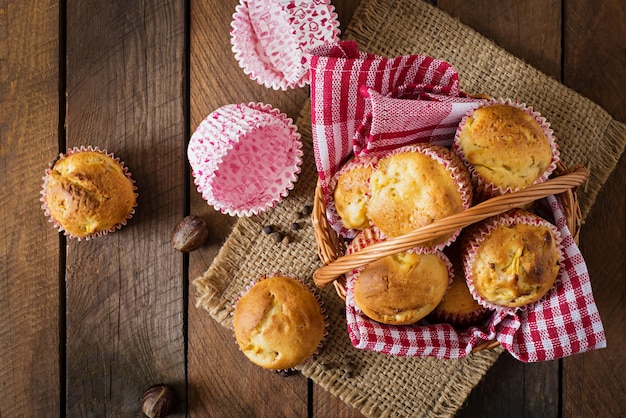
1,0,624,417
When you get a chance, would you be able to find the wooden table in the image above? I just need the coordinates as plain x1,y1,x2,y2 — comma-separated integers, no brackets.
2,0,624,416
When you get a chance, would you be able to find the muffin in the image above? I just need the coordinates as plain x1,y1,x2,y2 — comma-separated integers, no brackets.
352,249,452,325
42,147,137,239
366,144,472,247
430,260,490,327
233,275,326,370
454,100,558,197
462,209,562,311
332,158,374,231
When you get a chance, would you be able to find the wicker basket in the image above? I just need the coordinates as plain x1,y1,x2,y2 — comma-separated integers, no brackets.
311,161,588,352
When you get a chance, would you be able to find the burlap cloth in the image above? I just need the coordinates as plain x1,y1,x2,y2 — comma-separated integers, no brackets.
193,0,626,416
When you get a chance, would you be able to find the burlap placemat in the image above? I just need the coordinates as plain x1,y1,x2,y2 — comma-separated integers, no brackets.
193,0,626,417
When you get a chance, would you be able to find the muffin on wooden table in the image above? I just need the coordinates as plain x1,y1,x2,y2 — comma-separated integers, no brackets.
41,146,137,240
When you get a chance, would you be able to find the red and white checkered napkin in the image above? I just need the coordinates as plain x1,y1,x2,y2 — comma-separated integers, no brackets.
345,195,607,362
306,40,483,199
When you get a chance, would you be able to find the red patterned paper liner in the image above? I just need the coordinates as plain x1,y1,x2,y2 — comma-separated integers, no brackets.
367,143,473,250
325,155,378,239
40,145,138,241
461,209,565,315
231,273,328,371
230,0,341,90
453,98,560,199
187,102,303,217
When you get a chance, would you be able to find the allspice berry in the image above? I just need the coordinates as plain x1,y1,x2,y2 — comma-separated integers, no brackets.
171,215,209,252
141,384,176,418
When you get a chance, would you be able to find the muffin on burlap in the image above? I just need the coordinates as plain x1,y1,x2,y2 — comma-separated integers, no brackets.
453,100,559,198
41,146,137,240
366,144,472,248
461,209,562,312
332,157,375,231
233,275,326,370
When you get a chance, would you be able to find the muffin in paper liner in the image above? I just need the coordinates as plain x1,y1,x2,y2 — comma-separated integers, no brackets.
429,242,492,328
40,145,137,241
188,102,303,217
231,0,340,90
343,226,455,325
232,273,328,371
366,143,473,250
452,98,560,199
326,155,378,239
461,209,564,315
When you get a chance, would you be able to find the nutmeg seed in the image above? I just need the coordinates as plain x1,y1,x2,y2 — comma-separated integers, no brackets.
171,215,209,252
141,384,176,418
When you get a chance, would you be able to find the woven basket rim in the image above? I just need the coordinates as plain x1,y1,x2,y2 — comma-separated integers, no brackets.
311,161,588,351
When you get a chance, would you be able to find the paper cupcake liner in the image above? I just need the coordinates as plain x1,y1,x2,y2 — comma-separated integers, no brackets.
461,209,565,315
188,102,303,217
231,0,341,90
343,226,455,298
452,98,560,199
368,143,473,250
325,155,378,239
232,273,328,371
40,145,138,241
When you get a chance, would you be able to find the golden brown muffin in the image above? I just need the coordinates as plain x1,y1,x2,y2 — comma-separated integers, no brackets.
233,275,326,370
353,251,450,325
367,145,471,244
455,103,554,194
333,163,372,230
463,211,561,309
44,150,137,238
431,266,490,327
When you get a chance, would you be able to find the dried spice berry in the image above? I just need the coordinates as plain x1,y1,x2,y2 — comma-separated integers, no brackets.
271,231,284,243
171,215,209,252
262,225,274,234
301,205,312,216
141,384,176,418
290,222,301,231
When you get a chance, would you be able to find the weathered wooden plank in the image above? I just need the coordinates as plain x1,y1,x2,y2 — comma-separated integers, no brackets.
187,0,311,416
437,1,563,417
64,1,186,416
437,0,562,80
0,0,61,416
562,1,626,417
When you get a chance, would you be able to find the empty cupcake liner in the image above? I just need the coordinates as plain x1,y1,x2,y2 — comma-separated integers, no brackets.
231,0,341,90
188,102,303,217
40,145,138,241
453,98,560,199
461,209,565,315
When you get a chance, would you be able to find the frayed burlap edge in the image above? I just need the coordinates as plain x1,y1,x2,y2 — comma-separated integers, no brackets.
193,0,626,417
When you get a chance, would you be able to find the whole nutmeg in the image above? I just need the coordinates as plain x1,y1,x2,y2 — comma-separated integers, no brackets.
171,215,209,252
141,384,176,418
